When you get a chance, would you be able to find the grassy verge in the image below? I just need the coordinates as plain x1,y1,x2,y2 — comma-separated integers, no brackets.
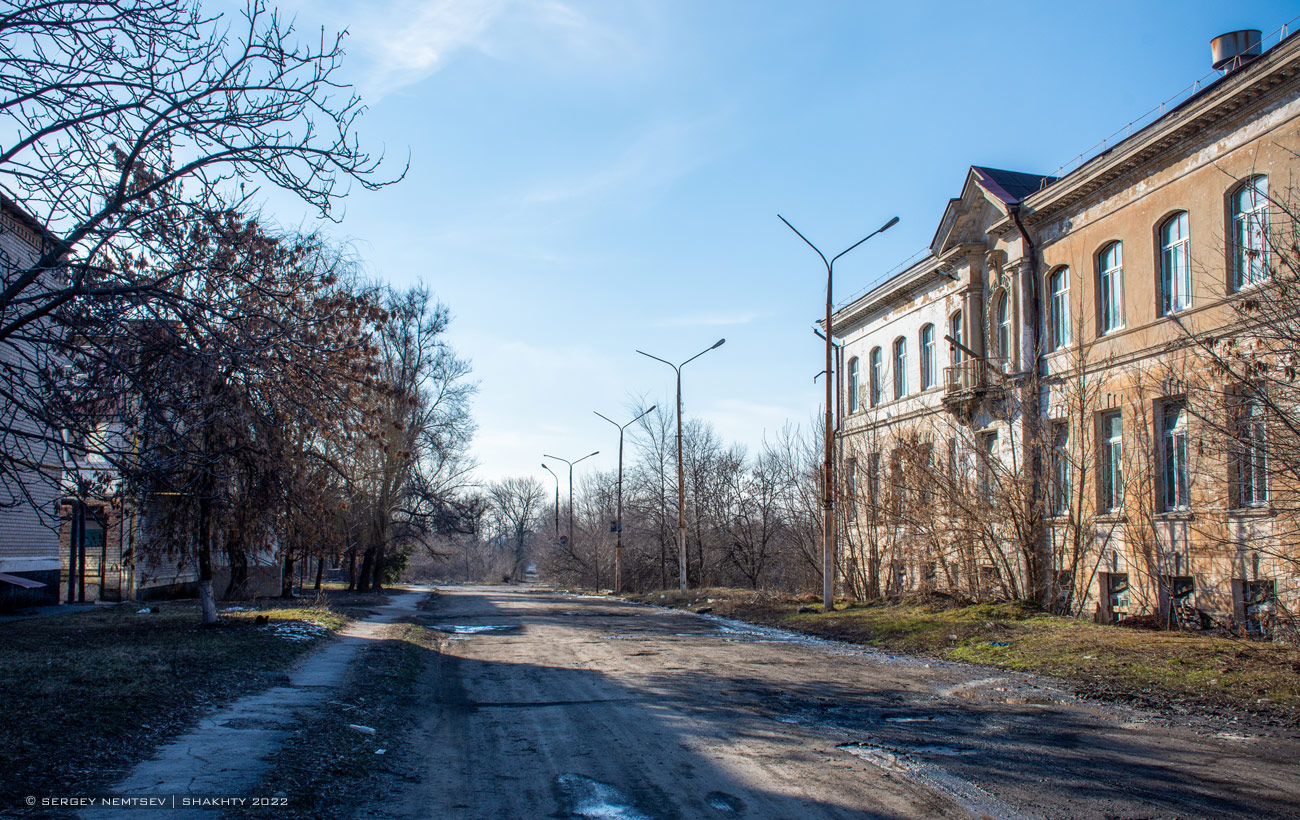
0,590,384,814
241,618,436,820
629,587,1300,725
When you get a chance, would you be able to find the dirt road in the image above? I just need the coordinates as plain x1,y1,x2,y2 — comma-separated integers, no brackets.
370,585,1300,819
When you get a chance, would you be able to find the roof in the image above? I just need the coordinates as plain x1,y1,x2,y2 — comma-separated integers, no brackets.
970,166,1057,204
0,194,66,252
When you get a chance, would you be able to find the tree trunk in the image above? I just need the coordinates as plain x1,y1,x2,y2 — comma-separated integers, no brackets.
281,550,295,598
314,554,324,591
197,494,218,625
357,545,376,592
223,531,248,600
347,546,357,591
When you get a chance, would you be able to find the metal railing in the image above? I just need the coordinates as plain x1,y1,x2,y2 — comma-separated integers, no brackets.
943,357,1008,392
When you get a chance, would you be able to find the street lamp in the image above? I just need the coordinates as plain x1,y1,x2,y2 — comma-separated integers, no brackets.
541,450,599,570
636,339,726,593
540,462,560,543
595,405,657,594
780,213,898,612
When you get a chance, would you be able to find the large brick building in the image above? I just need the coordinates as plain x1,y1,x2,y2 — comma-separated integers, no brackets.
0,196,66,608
831,28,1300,635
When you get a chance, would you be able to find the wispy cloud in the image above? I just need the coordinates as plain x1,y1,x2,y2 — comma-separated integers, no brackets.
519,115,720,207
345,0,510,98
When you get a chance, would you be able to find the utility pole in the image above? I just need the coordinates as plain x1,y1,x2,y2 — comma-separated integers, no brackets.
780,214,899,611
637,340,726,593
595,405,657,593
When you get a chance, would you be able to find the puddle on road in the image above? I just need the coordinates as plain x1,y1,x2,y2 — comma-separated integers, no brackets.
706,791,744,814
839,741,1040,820
554,773,652,820
430,624,515,634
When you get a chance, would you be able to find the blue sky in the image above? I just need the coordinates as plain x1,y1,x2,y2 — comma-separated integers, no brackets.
254,0,1299,485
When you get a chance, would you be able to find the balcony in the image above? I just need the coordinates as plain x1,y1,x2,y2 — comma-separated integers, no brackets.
942,357,1007,417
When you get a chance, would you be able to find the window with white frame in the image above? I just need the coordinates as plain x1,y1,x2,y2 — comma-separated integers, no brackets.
920,324,935,390
1161,212,1191,315
1162,400,1190,511
1100,411,1123,513
892,337,907,399
1235,397,1269,508
995,291,1011,369
950,311,963,363
1099,242,1124,334
1232,176,1269,290
1048,268,1070,350
847,357,859,414
869,347,882,407
977,430,998,504
846,458,858,521
1049,423,1069,515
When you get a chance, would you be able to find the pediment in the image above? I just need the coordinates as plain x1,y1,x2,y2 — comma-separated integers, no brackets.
929,168,1010,258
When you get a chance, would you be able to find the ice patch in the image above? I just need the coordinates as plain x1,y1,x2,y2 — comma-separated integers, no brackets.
266,621,329,641
554,773,652,820
840,741,1039,820
431,624,513,634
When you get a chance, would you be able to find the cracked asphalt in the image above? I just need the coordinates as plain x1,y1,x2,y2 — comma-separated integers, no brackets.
366,585,1300,820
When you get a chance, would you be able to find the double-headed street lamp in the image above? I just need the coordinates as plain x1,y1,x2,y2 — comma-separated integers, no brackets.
595,405,657,594
540,462,560,543
780,214,899,612
541,450,599,562
636,339,726,593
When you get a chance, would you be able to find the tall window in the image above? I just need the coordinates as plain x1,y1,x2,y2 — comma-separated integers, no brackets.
869,347,882,407
977,430,998,504
892,337,907,399
847,357,860,414
995,292,1011,369
1098,242,1124,334
1161,212,1191,315
1048,268,1070,350
1235,398,1269,507
1049,423,1069,515
1232,176,1269,290
920,324,935,390
949,311,963,363
1163,401,1189,511
1100,412,1123,513
846,458,858,521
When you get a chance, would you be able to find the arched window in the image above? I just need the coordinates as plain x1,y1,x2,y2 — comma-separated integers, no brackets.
995,291,1011,368
869,347,882,407
919,324,935,390
892,337,907,399
1098,242,1123,334
1160,211,1191,315
847,357,859,414
948,311,963,389
1048,267,1070,351
1232,176,1268,290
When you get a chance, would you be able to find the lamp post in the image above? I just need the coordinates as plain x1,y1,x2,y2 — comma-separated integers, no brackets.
636,339,726,593
541,450,599,571
595,405,657,593
541,462,560,543
780,214,899,612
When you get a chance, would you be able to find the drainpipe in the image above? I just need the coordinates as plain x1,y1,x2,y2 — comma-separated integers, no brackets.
1007,202,1049,605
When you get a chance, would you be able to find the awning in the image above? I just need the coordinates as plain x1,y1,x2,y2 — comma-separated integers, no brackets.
0,573,46,589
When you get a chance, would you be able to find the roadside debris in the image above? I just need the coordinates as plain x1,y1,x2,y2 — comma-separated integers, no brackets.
347,724,376,736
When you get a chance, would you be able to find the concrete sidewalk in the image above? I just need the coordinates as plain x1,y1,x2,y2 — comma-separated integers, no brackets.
79,586,431,820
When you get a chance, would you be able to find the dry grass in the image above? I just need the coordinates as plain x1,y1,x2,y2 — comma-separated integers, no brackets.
627,588,1300,725
0,593,378,809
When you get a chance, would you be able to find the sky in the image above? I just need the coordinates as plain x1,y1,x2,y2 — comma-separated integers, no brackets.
243,0,1300,486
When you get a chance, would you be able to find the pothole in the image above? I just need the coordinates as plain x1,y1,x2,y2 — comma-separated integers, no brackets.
554,773,652,820
430,624,516,634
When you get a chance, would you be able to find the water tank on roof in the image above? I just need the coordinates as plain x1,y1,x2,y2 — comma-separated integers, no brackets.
1211,29,1262,72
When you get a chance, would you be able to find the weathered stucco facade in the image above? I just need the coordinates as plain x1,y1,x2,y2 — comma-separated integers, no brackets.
832,31,1300,635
